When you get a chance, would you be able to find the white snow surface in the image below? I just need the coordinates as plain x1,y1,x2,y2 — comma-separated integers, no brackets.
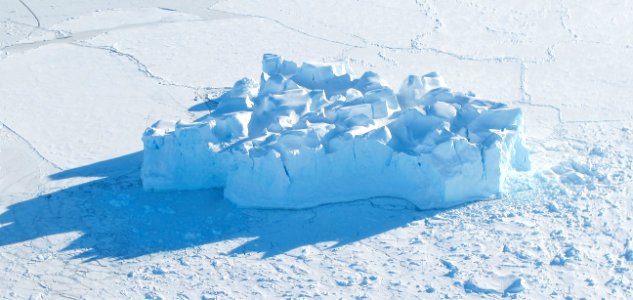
142,54,530,209
1,1,633,299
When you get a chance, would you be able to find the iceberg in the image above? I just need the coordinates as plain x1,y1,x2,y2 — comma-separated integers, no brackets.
141,54,530,210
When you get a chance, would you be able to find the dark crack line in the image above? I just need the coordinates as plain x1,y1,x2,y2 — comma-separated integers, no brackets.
414,0,442,30
519,102,563,124
519,63,532,103
564,118,633,124
0,120,62,170
406,44,523,64
70,42,201,91
558,0,579,41
2,17,236,54
361,31,532,64
207,8,365,48
17,0,40,28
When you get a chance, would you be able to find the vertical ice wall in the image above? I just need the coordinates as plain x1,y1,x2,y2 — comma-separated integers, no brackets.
142,54,530,209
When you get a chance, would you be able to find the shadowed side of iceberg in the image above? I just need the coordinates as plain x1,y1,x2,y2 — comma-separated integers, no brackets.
140,53,530,210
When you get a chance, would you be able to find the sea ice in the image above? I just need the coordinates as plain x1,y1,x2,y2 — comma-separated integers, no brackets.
142,54,530,209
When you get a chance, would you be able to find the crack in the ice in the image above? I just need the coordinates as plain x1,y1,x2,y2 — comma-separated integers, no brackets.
207,9,365,48
414,0,442,30
377,51,399,67
512,45,568,126
384,41,526,64
484,26,528,39
519,63,532,104
520,103,564,124
69,42,201,91
3,19,47,32
1,17,238,55
1,4,600,139
17,0,40,28
282,163,291,182
558,0,579,41
564,118,633,124
479,146,488,180
0,120,62,170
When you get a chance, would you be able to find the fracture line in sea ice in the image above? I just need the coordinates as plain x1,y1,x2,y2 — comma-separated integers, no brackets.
17,0,41,28
0,120,62,170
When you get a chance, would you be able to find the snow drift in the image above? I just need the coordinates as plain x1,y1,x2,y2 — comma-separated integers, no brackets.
141,54,530,209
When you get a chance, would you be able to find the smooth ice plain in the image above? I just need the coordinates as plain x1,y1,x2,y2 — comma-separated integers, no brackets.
1,1,633,299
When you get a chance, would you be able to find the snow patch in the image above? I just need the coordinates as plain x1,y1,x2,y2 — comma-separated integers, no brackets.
141,54,530,209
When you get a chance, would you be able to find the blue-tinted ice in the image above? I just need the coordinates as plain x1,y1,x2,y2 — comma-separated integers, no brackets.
142,54,530,209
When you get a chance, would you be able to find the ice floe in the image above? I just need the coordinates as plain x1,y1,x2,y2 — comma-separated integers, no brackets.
142,54,530,209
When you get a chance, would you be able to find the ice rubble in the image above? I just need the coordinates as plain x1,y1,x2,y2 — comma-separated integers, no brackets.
142,54,530,210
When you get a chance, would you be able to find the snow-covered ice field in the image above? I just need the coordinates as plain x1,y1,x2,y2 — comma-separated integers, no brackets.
1,0,633,298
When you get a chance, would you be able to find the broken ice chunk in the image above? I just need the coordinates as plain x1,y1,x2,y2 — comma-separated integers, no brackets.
292,60,353,95
430,101,457,119
345,88,363,101
262,53,298,77
209,111,252,144
141,53,530,210
398,72,447,109
353,71,390,93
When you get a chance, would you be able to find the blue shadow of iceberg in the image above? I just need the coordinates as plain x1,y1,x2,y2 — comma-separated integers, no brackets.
0,152,447,261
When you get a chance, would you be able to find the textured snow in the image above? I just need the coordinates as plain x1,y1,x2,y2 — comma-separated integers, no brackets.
2,1,633,299
142,54,530,209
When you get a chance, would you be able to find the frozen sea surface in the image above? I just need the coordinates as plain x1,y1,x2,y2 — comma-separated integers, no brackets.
1,0,633,299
